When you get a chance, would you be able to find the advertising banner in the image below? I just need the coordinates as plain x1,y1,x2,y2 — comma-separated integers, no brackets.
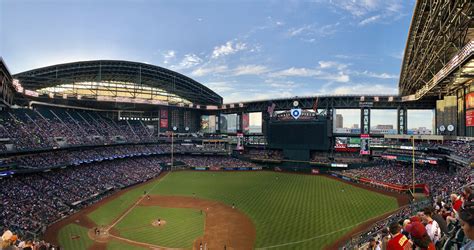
236,132,244,151
201,115,209,132
467,110,474,127
360,134,370,155
311,169,319,174
160,109,168,119
466,92,474,109
160,119,168,128
242,113,249,133
330,163,348,168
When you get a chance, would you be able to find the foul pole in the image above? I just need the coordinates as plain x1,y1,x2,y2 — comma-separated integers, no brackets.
412,136,415,195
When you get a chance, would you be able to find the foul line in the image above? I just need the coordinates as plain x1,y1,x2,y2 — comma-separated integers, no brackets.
105,172,169,231
255,209,398,249
108,234,181,250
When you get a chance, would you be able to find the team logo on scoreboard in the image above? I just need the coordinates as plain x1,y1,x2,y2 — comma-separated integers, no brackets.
290,108,302,119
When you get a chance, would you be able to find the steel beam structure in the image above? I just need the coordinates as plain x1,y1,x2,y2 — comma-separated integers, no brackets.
399,0,473,98
14,60,223,106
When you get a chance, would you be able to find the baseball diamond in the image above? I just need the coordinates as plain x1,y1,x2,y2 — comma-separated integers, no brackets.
42,171,406,249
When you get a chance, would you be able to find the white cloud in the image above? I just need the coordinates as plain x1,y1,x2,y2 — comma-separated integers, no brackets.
223,89,294,103
329,0,406,25
318,61,348,70
204,81,235,93
269,67,349,83
163,50,176,64
331,83,398,95
264,79,297,89
391,49,404,59
289,25,310,37
269,67,321,77
358,15,381,26
233,65,269,76
330,0,381,17
321,72,350,83
191,65,228,77
287,22,340,42
175,54,202,69
211,41,247,59
275,21,285,26
351,70,398,79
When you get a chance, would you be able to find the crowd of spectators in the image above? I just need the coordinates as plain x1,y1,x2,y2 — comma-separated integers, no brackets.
1,230,60,250
340,160,473,249
0,108,160,152
3,143,230,171
245,149,283,160
351,184,473,250
342,161,471,199
382,139,473,163
0,156,164,237
174,155,258,168
439,140,474,162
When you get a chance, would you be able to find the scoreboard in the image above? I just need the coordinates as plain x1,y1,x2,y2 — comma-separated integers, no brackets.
267,120,330,150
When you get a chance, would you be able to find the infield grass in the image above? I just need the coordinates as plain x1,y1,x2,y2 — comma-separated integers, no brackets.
57,224,93,250
114,206,204,248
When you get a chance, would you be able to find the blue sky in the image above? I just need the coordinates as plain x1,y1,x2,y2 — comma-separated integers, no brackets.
1,0,432,128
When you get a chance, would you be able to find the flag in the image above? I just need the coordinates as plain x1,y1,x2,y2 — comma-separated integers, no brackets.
267,103,276,117
313,97,318,112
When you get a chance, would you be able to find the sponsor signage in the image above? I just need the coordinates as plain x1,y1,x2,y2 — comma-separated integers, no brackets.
275,110,318,120
290,108,302,119
382,155,397,160
195,167,207,170
330,163,348,168
311,169,319,174
466,92,474,109
360,134,370,155
252,167,263,170
467,110,474,127
160,119,168,128
359,101,373,107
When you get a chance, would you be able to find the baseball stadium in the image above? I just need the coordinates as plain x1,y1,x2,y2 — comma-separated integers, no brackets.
0,1,473,250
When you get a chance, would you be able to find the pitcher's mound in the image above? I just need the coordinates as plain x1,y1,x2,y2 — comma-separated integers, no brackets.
88,227,111,243
151,219,167,227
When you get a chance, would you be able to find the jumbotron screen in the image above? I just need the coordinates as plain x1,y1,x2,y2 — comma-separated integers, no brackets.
267,120,329,150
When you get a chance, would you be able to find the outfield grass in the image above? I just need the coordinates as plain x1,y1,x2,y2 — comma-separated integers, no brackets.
114,206,204,248
59,171,399,249
57,224,93,250
150,171,399,249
